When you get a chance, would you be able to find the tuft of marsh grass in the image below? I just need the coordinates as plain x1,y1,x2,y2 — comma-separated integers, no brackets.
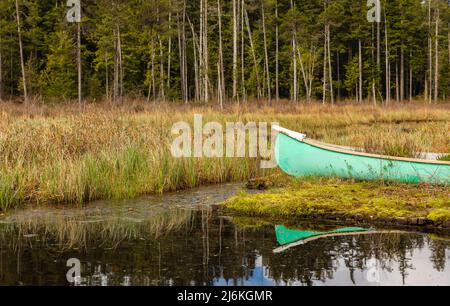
363,132,423,158
438,155,450,161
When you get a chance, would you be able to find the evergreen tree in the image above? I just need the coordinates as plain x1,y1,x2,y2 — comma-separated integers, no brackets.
0,0,448,103
41,30,77,99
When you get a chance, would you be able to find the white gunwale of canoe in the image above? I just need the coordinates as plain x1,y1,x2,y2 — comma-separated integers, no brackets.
272,125,450,166
272,125,306,142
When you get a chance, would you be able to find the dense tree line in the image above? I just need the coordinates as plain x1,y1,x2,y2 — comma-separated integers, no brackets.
0,0,449,105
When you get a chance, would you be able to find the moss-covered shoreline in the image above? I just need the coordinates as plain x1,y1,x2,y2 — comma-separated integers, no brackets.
223,177,450,229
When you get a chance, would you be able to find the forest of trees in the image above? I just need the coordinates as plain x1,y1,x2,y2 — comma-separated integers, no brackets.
0,0,449,106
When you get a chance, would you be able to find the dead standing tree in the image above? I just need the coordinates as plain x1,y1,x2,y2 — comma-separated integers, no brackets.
0,18,3,101
114,25,123,104
15,0,27,104
217,0,225,108
67,0,83,107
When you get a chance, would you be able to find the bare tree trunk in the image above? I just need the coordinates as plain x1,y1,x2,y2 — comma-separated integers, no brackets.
261,0,271,105
203,0,209,102
376,18,380,105
337,50,340,101
297,47,309,102
105,56,109,101
292,38,297,102
177,11,185,102
309,47,317,101
159,36,165,101
217,61,223,109
409,50,413,102
217,0,225,106
385,13,390,105
146,40,152,102
157,3,165,101
167,10,172,90
114,29,119,102
187,16,200,101
322,25,327,104
309,46,317,100
290,0,297,102
297,46,316,104
232,0,238,100
358,39,363,103
0,28,2,101
400,47,404,101
448,24,450,69
182,5,188,101
428,0,432,103
372,83,376,105
177,2,188,103
327,24,334,105
15,0,27,104
151,36,156,101
395,60,399,102
117,26,124,102
377,19,380,68
243,5,261,100
240,0,245,102
434,7,439,103
9,31,12,97
181,4,190,103
275,0,279,102
77,23,82,107
193,34,199,101
199,0,204,101
371,23,376,105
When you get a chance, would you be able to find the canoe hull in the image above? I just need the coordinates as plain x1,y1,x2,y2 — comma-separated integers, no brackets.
275,133,450,185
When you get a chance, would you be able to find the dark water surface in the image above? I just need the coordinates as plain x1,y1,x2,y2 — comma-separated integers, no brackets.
0,184,449,286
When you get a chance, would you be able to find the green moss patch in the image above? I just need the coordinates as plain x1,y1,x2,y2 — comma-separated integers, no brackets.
224,177,450,225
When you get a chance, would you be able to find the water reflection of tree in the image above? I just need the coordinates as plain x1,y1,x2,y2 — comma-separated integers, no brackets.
0,209,448,286
428,237,447,272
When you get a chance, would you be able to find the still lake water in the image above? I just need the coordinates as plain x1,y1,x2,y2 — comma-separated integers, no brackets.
0,184,449,286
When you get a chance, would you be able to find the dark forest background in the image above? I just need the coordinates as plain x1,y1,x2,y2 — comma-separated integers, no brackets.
0,0,450,105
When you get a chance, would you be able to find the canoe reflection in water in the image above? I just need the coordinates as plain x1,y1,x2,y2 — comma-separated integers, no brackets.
274,225,404,253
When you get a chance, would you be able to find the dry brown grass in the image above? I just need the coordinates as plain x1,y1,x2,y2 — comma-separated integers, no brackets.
0,99,448,210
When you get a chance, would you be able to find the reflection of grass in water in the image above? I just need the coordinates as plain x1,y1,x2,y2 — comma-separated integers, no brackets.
427,233,450,241
230,215,355,233
0,208,195,250
229,216,272,231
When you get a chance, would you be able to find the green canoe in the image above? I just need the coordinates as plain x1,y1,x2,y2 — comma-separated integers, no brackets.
273,125,450,185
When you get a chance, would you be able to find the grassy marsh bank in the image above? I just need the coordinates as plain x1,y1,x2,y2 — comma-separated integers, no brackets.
224,176,450,228
0,100,448,211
